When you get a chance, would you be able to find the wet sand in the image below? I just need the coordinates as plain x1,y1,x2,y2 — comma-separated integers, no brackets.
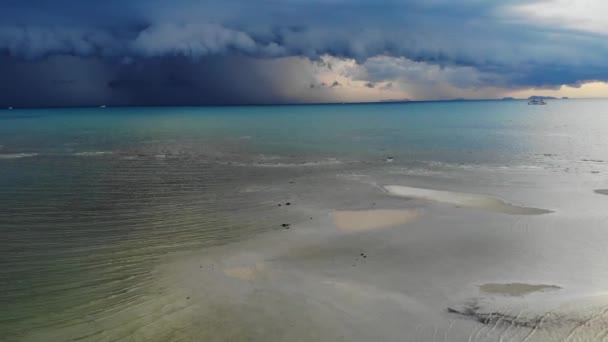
333,209,419,233
447,294,608,341
115,177,608,341
17,173,608,342
224,262,268,281
479,283,562,296
384,185,553,215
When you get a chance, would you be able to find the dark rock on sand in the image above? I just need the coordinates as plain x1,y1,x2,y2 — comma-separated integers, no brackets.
447,306,542,328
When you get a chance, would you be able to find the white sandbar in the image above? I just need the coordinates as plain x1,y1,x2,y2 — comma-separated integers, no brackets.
384,185,552,215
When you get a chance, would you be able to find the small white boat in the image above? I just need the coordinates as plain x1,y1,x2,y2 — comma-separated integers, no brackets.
528,98,546,105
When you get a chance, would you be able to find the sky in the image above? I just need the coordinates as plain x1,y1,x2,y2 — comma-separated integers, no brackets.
1,0,607,107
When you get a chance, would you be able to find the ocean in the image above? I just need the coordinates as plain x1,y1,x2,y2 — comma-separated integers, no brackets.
1,99,608,341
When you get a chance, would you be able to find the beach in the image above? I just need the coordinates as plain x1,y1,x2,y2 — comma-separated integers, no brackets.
2,100,608,341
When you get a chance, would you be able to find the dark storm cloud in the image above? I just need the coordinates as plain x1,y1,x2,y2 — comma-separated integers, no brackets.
1,0,608,106
0,54,317,107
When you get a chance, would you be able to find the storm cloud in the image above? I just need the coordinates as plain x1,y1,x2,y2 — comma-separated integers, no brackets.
0,54,327,107
1,0,607,106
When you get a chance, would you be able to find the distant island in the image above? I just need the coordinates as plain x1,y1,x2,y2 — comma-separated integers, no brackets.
500,96,569,101
379,98,411,103
527,96,568,100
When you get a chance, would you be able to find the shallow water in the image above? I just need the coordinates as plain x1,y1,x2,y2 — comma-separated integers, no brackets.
2,100,608,341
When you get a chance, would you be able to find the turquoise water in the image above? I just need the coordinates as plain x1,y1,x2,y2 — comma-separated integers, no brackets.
2,100,608,341
2,100,607,163
3,100,607,165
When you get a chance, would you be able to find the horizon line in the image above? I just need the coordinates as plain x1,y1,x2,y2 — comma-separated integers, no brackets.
2,97,607,111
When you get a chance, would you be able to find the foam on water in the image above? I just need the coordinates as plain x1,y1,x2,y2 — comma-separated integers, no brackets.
226,158,344,168
0,152,38,159
72,151,113,156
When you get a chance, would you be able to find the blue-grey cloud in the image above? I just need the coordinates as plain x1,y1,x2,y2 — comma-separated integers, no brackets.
0,54,321,107
1,0,608,106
